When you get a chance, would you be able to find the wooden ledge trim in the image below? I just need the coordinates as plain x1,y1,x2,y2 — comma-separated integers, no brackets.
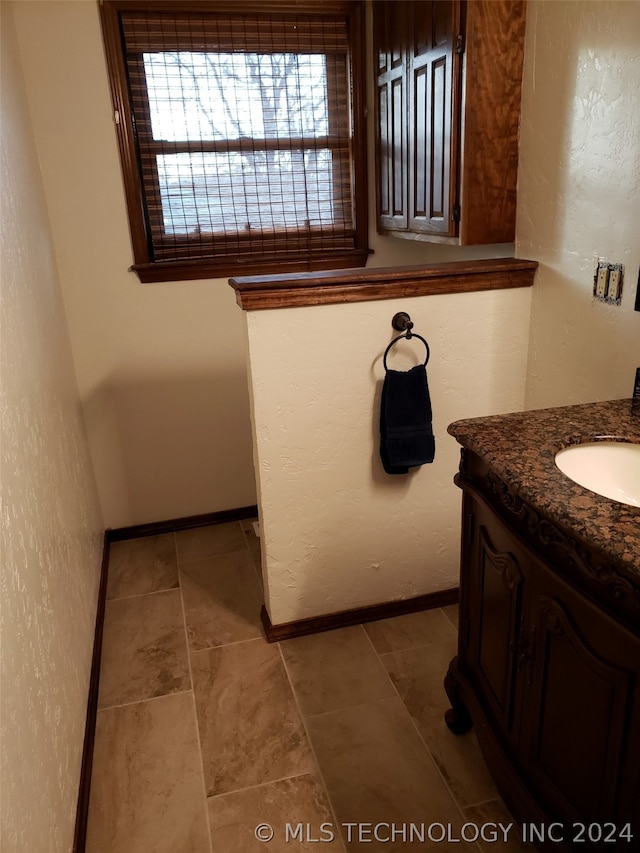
229,257,537,311
261,586,459,643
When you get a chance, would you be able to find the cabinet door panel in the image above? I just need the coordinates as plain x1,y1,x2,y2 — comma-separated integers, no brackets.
412,0,450,56
464,499,525,740
392,78,405,217
522,586,638,825
376,74,407,229
412,0,433,57
374,1,408,231
430,57,447,218
408,1,455,235
374,0,405,71
413,66,428,217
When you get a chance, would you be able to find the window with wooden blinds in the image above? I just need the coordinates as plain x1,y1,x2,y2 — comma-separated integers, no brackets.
100,1,369,282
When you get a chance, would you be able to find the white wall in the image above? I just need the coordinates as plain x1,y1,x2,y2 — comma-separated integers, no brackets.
12,0,257,528
11,0,516,530
247,287,532,625
0,5,104,851
518,0,640,407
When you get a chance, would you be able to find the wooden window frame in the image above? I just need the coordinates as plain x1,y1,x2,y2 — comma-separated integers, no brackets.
100,0,370,283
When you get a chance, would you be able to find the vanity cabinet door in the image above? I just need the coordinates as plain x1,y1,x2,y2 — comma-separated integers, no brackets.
460,494,527,743
519,563,640,834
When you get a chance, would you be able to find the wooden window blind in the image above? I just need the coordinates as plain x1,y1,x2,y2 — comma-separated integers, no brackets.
100,1,369,282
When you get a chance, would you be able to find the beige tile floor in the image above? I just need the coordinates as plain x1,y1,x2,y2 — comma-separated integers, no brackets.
86,520,531,853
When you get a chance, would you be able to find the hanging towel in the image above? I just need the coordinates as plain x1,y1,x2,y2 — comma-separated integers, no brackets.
380,363,435,475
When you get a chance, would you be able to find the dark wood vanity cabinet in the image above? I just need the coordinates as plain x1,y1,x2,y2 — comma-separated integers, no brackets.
446,453,640,849
373,0,526,245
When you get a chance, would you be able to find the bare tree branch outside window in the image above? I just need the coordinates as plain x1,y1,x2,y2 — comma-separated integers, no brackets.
143,51,334,235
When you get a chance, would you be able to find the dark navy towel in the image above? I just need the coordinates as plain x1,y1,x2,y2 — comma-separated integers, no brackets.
380,363,435,475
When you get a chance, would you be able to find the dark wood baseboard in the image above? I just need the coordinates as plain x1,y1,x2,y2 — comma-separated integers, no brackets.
73,531,111,853
108,505,259,542
261,587,459,643
73,504,258,851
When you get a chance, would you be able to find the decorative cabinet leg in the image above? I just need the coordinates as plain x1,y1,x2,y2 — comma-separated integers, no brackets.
444,661,472,735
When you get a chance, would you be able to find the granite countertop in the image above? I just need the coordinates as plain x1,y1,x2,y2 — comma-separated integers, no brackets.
448,398,640,578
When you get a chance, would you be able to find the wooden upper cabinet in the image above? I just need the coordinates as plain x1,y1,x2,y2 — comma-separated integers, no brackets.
373,0,527,245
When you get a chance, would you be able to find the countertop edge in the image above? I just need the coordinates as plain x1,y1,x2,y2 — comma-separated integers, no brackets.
447,399,640,580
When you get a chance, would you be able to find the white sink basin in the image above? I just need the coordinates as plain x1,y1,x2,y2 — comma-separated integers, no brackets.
555,441,640,507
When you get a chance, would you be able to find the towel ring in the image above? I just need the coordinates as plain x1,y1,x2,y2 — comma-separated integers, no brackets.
383,332,430,372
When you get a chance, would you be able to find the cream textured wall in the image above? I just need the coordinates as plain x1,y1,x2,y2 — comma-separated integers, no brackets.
0,5,104,851
518,0,640,407
247,288,532,625
11,0,257,528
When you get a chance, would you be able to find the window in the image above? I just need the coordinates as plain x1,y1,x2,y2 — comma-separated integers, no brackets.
100,1,369,282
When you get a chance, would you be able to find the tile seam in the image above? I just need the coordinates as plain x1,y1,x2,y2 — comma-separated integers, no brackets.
461,796,508,812
278,642,348,853
441,604,460,632
178,530,215,853
206,770,325,801
360,619,479,844
175,522,249,566
189,635,266,656
375,635,461,662
177,547,251,566
239,523,264,590
96,687,194,714
105,584,181,604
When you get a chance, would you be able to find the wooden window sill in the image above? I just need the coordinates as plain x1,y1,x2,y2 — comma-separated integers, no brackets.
131,249,372,283
229,257,538,311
